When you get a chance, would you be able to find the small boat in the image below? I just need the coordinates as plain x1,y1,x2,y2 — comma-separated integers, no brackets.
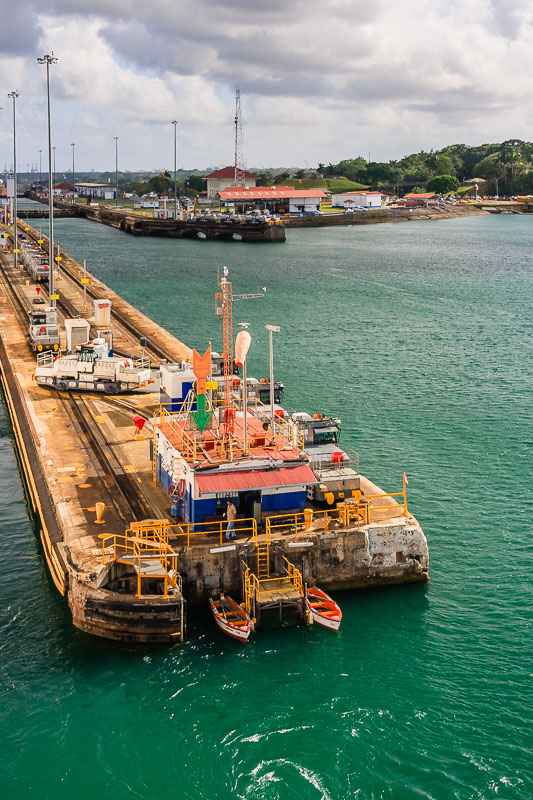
306,587,342,631
209,594,252,642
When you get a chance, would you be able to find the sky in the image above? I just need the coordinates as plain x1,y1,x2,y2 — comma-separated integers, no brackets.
0,0,532,174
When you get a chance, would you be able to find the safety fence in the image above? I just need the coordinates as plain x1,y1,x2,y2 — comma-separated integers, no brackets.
99,530,181,598
153,397,305,469
242,555,303,616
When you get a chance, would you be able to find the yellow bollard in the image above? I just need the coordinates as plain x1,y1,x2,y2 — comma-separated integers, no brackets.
26,279,29,286
303,507,313,531
95,501,105,524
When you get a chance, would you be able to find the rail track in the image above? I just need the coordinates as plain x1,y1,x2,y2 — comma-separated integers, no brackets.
0,245,156,527
21,222,178,364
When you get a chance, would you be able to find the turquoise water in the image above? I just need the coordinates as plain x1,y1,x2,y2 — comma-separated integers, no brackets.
1,213,531,799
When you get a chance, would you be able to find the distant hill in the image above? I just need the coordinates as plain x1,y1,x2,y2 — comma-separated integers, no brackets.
288,177,368,192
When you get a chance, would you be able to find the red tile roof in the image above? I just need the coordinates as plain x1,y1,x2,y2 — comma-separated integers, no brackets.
196,464,318,494
205,166,259,180
404,192,436,199
219,187,327,200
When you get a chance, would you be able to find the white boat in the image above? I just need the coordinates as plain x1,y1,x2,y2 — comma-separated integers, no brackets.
306,586,342,631
209,594,252,642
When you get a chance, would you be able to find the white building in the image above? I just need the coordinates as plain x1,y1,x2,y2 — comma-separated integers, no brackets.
75,182,116,201
331,191,383,209
204,167,259,199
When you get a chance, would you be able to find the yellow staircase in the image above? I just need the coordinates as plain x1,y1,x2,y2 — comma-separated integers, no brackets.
99,520,181,598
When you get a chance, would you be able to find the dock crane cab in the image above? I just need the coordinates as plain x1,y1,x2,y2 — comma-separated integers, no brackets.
28,306,60,353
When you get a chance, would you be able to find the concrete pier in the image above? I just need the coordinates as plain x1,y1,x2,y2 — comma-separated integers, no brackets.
24,192,286,242
0,220,428,643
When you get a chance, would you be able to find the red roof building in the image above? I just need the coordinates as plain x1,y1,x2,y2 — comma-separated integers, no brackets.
205,166,259,198
403,193,436,200
218,186,327,214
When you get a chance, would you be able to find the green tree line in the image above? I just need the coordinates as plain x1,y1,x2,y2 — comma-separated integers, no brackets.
317,140,533,194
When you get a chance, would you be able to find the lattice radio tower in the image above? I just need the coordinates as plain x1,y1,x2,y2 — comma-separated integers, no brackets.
234,87,245,187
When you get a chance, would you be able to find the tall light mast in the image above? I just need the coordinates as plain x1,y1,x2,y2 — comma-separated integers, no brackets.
218,266,234,433
234,87,245,187
37,53,58,306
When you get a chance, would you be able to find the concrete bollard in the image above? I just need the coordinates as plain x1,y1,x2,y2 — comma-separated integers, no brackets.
95,501,105,524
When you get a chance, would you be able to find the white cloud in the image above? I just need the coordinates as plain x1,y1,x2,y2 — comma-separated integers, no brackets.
1,0,533,170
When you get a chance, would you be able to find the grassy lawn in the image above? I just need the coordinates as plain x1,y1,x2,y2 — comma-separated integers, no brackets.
288,177,369,192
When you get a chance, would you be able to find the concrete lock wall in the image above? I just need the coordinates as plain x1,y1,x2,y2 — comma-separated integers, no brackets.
175,520,429,604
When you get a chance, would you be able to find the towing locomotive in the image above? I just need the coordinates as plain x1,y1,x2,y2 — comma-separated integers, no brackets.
35,338,153,394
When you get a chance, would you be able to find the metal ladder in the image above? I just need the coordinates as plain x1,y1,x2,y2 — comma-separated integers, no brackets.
256,542,270,579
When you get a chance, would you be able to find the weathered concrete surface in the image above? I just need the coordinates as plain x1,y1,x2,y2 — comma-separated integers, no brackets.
25,192,285,242
70,581,185,644
285,204,488,228
172,494,428,606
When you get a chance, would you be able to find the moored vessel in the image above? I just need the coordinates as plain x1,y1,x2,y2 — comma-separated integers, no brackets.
306,587,342,631
209,594,252,642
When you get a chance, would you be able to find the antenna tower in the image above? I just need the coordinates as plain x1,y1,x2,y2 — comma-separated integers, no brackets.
234,87,245,187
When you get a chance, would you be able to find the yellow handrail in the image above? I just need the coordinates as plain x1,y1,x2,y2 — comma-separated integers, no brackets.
99,531,181,598
153,398,305,466
168,517,257,547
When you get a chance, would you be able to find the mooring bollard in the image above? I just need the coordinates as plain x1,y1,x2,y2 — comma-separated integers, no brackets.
95,501,105,524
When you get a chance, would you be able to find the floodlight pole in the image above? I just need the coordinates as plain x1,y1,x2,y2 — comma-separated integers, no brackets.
7,91,19,270
265,324,280,437
114,136,119,207
71,142,75,201
37,53,58,307
238,322,250,455
172,120,178,218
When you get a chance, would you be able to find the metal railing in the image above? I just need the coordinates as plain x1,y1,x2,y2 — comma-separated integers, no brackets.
153,400,305,466
365,487,408,518
266,508,344,538
99,531,181,597
282,555,303,593
36,350,56,366
168,517,257,548
308,446,360,476
241,557,303,615
133,354,151,370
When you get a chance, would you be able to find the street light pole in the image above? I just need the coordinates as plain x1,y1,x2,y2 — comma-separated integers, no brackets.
71,142,75,201
265,324,280,436
39,149,42,190
52,145,56,185
114,136,118,207
37,53,58,307
7,91,20,271
172,120,178,218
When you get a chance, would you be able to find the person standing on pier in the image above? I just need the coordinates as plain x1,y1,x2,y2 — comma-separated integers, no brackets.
225,500,237,540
